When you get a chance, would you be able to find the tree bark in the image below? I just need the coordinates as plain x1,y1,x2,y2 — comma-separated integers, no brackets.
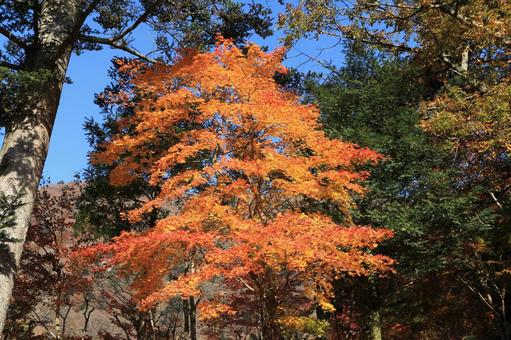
0,55,71,332
189,297,197,340
368,308,383,340
183,298,190,334
0,0,79,332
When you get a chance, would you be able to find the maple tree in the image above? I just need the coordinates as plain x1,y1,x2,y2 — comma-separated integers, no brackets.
4,183,94,338
77,39,393,338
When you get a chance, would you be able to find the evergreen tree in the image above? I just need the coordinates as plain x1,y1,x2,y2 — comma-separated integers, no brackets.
305,41,502,338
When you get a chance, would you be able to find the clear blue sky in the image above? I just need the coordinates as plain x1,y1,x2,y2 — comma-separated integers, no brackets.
43,3,345,182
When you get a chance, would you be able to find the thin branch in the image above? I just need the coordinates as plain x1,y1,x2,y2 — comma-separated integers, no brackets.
0,27,28,49
490,192,504,210
77,0,163,48
109,1,164,43
238,277,255,292
457,274,497,314
79,34,158,63
0,60,22,70
294,48,343,77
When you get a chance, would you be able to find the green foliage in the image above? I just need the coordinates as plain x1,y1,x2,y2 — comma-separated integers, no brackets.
280,316,330,338
299,41,504,337
0,67,53,125
0,191,21,244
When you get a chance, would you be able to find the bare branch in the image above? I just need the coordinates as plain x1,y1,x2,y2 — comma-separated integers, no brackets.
490,192,504,210
0,27,28,49
294,48,343,77
457,274,497,314
79,34,158,63
238,277,255,292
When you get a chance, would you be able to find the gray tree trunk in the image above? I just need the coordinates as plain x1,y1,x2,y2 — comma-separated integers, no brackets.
0,0,79,332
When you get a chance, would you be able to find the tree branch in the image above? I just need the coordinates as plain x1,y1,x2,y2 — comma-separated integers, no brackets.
109,2,162,43
88,0,164,46
429,1,511,46
0,27,28,49
79,34,158,63
0,60,22,70
294,48,343,77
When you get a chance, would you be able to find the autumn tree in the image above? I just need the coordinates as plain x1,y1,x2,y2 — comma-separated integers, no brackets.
83,269,184,339
76,39,393,338
3,183,94,338
0,1,272,330
280,0,510,78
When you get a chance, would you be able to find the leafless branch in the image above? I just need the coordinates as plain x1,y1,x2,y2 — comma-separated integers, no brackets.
490,192,504,210
238,277,255,292
457,274,497,314
79,34,158,63
0,27,27,49
294,48,343,77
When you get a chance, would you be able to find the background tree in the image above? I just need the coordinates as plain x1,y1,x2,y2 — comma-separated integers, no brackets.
281,1,511,337
0,0,272,331
280,0,510,80
283,34,508,340
3,183,93,339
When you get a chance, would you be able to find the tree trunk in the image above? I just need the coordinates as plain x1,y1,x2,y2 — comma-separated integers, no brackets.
0,0,79,331
189,297,197,340
0,57,70,331
368,308,383,340
183,298,190,334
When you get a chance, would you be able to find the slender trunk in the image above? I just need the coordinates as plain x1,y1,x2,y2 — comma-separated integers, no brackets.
261,292,282,340
368,308,383,340
0,0,79,331
183,298,190,334
189,296,197,340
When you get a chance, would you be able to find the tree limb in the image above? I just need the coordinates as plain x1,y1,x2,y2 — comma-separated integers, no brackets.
429,1,511,46
79,34,158,63
0,27,28,49
109,0,165,43
0,60,22,70
56,0,102,58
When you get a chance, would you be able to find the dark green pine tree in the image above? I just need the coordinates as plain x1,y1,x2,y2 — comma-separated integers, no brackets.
303,41,502,338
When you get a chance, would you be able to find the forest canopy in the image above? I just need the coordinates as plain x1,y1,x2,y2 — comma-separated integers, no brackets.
1,1,511,339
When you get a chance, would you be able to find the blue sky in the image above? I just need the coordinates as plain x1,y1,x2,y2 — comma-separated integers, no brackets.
42,3,345,182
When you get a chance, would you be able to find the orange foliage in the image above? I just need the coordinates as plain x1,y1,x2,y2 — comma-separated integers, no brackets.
79,39,393,330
